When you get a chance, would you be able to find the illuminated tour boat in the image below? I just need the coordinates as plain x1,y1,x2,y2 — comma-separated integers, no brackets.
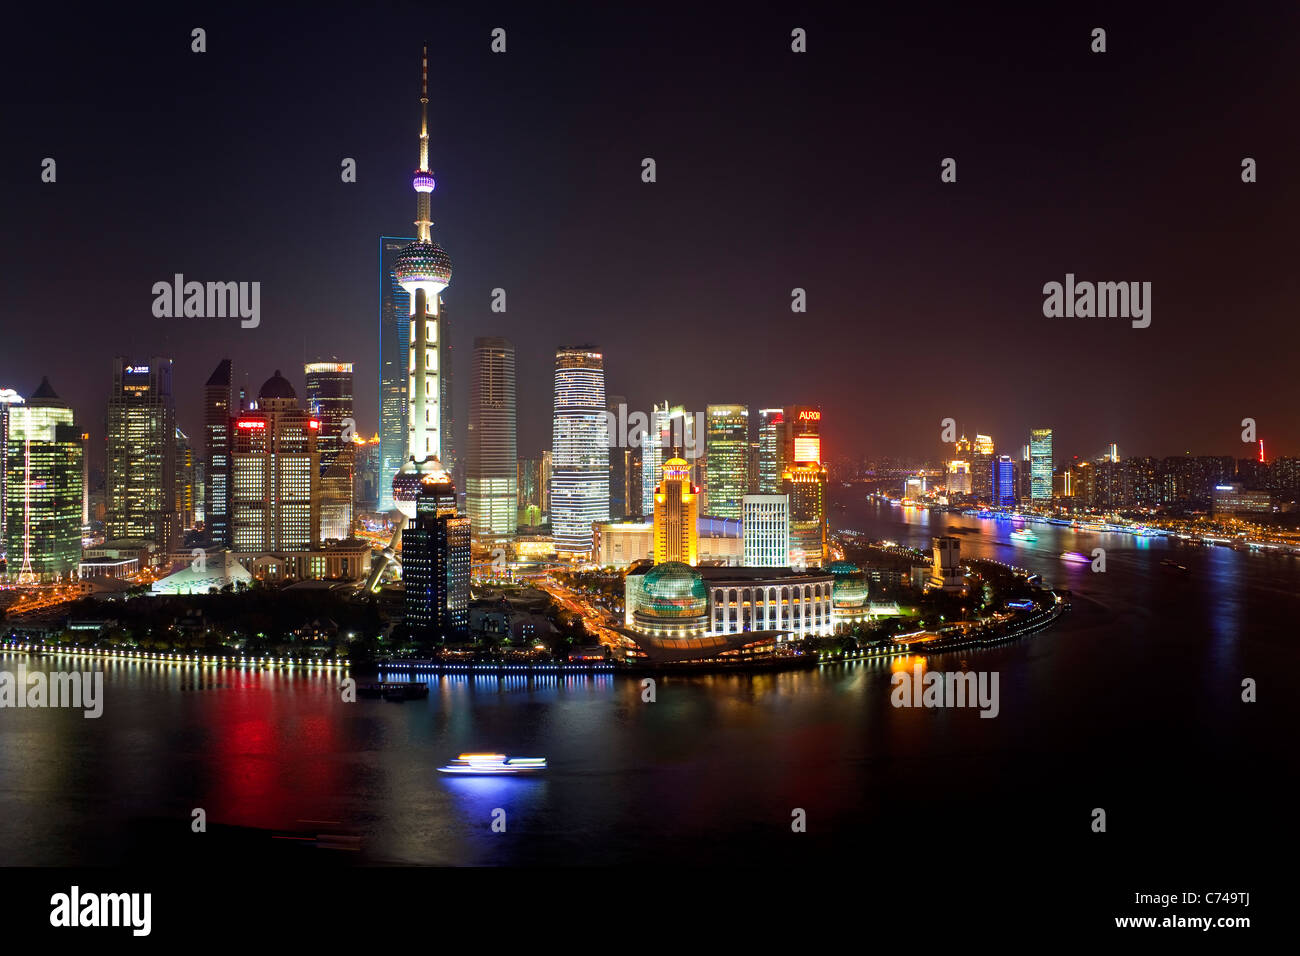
437,754,548,775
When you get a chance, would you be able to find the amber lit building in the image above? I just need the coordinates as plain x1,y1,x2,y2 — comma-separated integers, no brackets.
653,456,698,565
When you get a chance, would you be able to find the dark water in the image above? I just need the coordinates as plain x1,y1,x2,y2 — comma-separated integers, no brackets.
1,495,1296,872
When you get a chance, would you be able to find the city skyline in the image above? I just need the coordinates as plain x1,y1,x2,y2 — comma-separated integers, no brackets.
6,7,1300,466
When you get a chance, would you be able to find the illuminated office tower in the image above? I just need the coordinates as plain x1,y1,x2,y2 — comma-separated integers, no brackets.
354,434,381,512
175,428,195,532
540,451,552,514
402,463,469,638
743,493,789,567
653,456,698,565
945,459,972,495
0,388,24,553
106,358,177,549
305,361,356,541
972,434,995,502
551,347,609,558
993,455,1016,507
203,359,233,547
641,400,669,517
1030,428,1054,503
466,337,517,542
231,371,320,552
757,408,785,494
4,377,83,581
608,394,630,520
783,464,828,570
640,403,697,517
704,404,748,519
784,405,822,466
379,235,413,511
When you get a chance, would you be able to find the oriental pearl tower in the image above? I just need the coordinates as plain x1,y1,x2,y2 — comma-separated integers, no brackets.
391,43,454,519
366,45,456,593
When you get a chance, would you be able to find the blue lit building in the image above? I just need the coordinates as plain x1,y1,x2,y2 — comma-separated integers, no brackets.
993,455,1016,507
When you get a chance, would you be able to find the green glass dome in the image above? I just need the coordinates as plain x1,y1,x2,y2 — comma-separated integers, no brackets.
830,562,868,609
638,562,707,618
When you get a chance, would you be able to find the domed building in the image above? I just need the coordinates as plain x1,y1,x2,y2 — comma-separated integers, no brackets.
619,560,837,663
829,561,870,628
258,369,296,403
633,561,709,637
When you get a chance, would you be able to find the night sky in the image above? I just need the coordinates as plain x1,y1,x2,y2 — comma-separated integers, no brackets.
4,2,1298,468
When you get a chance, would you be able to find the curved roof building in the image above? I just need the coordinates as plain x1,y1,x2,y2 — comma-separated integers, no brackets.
633,561,709,636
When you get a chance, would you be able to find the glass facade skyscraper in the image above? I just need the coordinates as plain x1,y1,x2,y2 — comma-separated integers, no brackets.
551,347,609,558
4,377,83,581
402,465,469,638
757,408,784,494
1030,427,1054,503
466,337,517,542
994,455,1016,507
305,361,355,542
0,387,24,556
704,404,748,519
379,235,414,512
203,359,233,548
106,357,177,549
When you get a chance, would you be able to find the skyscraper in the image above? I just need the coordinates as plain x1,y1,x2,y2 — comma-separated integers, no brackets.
175,427,195,533
106,358,177,549
379,235,413,512
743,494,789,567
993,455,1016,507
608,394,630,520
390,45,455,520
641,403,696,517
972,434,995,502
551,347,609,558
466,337,517,542
203,359,233,548
757,408,785,494
354,433,381,513
1030,428,1053,504
784,405,821,467
783,463,828,569
402,463,469,639
0,388,24,555
653,457,698,565
705,404,749,519
231,371,320,552
641,400,669,518
4,377,83,581
305,361,355,542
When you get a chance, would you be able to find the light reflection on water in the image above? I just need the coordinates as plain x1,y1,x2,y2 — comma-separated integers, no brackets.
0,495,1294,864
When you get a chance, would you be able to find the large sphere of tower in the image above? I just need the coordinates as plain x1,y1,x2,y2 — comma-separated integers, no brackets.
392,239,452,297
392,458,423,519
